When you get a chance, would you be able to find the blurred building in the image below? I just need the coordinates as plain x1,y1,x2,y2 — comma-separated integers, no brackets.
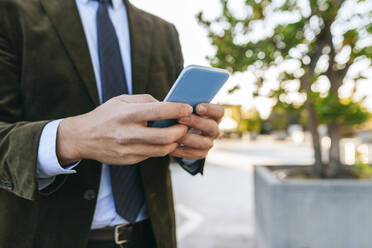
219,104,242,138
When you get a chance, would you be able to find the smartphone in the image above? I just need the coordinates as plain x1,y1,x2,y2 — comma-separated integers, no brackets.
152,65,230,128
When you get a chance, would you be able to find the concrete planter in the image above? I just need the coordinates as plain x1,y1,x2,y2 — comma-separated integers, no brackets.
254,165,372,248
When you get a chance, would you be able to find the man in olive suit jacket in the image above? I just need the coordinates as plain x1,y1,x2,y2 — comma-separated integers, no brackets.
0,0,224,247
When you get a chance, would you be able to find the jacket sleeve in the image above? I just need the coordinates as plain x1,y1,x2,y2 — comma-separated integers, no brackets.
0,6,50,201
174,157,205,175
169,24,205,175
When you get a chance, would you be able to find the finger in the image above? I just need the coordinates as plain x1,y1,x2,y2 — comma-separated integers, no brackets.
188,128,202,135
124,124,188,145
170,147,209,160
126,143,178,157
178,114,219,138
131,102,193,122
177,133,214,150
196,103,224,123
109,155,149,166
116,94,158,103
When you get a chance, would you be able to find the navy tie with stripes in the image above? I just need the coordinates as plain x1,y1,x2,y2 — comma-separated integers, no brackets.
96,0,145,223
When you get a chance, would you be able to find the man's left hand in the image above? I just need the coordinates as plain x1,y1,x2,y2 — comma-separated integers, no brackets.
170,103,224,160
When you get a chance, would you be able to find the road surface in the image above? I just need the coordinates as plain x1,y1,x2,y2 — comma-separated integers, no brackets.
171,136,313,248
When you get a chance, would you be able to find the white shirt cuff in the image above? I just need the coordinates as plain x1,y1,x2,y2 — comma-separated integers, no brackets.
36,119,79,180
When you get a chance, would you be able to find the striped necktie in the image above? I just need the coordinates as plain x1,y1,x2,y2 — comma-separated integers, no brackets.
96,0,145,223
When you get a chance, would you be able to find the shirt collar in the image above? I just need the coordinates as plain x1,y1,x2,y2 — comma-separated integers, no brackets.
111,0,123,9
78,0,123,10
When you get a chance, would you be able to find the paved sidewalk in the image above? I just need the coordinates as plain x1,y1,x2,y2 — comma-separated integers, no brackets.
171,137,313,248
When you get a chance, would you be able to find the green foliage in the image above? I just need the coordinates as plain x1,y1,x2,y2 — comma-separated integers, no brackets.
271,115,289,131
197,0,372,121
268,103,304,130
197,0,372,168
240,117,262,132
240,108,262,132
343,29,359,48
312,92,370,126
197,0,372,76
368,24,372,34
352,152,372,179
228,85,241,94
239,108,263,133
274,19,306,55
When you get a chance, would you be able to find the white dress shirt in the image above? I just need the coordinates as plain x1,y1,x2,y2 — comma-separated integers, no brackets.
36,0,148,230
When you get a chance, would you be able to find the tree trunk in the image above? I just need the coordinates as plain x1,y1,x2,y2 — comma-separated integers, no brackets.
326,121,341,177
326,67,344,177
305,98,323,177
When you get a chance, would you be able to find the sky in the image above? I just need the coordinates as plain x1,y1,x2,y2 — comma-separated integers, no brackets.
130,0,372,116
129,0,219,66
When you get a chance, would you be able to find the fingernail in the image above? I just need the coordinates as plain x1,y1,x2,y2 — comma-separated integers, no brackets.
187,105,193,113
198,104,207,114
179,117,190,124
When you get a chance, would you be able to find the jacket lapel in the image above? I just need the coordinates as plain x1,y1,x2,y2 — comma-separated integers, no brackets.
125,1,153,94
40,0,100,106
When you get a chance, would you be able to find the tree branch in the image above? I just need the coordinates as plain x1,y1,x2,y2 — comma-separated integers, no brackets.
300,25,328,91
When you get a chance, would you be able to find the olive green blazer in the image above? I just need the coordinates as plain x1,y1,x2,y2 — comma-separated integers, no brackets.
0,0,203,247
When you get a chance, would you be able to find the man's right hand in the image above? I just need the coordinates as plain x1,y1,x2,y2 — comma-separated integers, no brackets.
56,94,192,166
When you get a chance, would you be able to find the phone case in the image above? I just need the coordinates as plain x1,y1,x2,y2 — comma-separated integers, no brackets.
152,65,229,128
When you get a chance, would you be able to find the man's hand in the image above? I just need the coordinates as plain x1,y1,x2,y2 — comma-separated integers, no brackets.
170,103,224,160
56,94,193,166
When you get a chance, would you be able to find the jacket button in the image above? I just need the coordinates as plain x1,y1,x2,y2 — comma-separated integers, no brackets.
84,189,96,201
0,179,13,191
